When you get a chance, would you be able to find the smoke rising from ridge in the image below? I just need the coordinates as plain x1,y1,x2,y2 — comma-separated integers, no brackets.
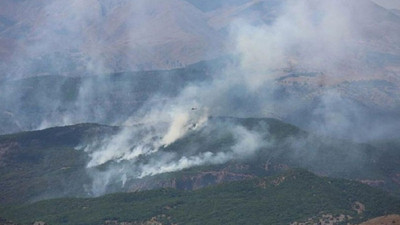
77,0,400,195
1,0,400,195
82,118,266,195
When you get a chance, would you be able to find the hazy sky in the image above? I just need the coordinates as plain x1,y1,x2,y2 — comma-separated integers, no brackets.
372,0,400,10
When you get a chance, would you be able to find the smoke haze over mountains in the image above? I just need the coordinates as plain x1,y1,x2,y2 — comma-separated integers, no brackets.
1,0,400,195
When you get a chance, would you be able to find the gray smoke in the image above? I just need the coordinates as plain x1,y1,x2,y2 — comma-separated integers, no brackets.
80,0,399,195
1,0,399,195
82,118,266,196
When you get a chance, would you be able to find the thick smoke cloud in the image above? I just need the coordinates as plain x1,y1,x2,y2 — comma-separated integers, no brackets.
228,0,400,141
82,119,266,196
233,1,359,78
0,0,224,134
1,0,399,195
80,0,400,195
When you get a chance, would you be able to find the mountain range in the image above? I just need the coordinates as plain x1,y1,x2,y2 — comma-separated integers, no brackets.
0,0,400,141
0,118,399,224
0,0,399,75
1,1,400,224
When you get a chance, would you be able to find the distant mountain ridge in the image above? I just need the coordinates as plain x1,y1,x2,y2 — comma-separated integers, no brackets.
1,1,400,224
0,0,399,77
1,58,400,141
0,0,400,140
0,0,226,77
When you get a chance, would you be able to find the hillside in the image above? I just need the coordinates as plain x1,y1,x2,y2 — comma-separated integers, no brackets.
1,169,399,225
0,123,118,204
0,117,399,205
359,214,400,225
0,0,399,76
0,0,225,76
0,59,221,135
0,1,399,224
1,0,400,142
1,58,400,142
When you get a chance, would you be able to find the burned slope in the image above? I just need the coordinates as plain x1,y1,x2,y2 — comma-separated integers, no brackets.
0,117,399,206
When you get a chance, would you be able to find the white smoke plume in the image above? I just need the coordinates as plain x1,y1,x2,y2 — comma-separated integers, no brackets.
77,0,400,194
1,0,399,195
83,119,265,196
